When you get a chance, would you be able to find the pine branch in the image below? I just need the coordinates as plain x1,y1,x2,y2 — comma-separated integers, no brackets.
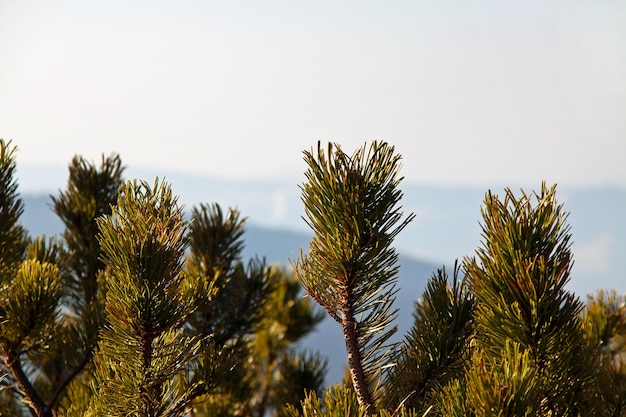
465,183,598,415
294,141,414,416
51,153,124,305
3,347,50,417
341,299,374,416
0,139,27,285
47,347,92,411
384,262,474,413
92,179,205,417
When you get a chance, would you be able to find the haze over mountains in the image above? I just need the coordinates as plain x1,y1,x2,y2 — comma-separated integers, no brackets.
18,166,626,384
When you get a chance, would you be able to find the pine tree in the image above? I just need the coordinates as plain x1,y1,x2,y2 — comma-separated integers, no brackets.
582,290,626,415
293,141,414,416
250,265,326,417
4,138,625,417
0,139,27,414
90,178,203,416
0,140,65,417
51,154,124,306
185,203,270,348
456,183,599,416
0,140,26,282
51,153,124,416
183,203,271,417
183,204,327,417
272,349,329,417
383,263,474,415
0,141,329,415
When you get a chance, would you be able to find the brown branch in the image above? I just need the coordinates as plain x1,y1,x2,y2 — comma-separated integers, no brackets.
139,326,161,417
308,289,340,323
47,348,93,411
169,383,208,417
4,346,52,417
340,300,374,417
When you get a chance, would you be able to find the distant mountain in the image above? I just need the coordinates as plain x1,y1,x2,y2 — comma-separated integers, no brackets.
105,167,625,297
20,166,626,295
20,193,438,385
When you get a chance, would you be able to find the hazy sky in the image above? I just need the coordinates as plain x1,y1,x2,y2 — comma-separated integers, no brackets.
1,1,625,187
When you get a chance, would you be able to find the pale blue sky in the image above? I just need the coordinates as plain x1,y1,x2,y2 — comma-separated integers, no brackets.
1,1,625,187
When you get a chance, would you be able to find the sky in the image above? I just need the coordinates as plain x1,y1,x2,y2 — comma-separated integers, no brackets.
1,1,625,190
1,1,625,301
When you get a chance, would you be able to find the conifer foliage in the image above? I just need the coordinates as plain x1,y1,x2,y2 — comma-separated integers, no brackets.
0,140,74,417
460,184,598,416
91,179,201,416
51,153,124,306
0,139,327,416
582,290,626,415
383,263,474,414
294,141,415,416
184,205,326,417
290,143,625,417
1,138,625,416
51,153,124,416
